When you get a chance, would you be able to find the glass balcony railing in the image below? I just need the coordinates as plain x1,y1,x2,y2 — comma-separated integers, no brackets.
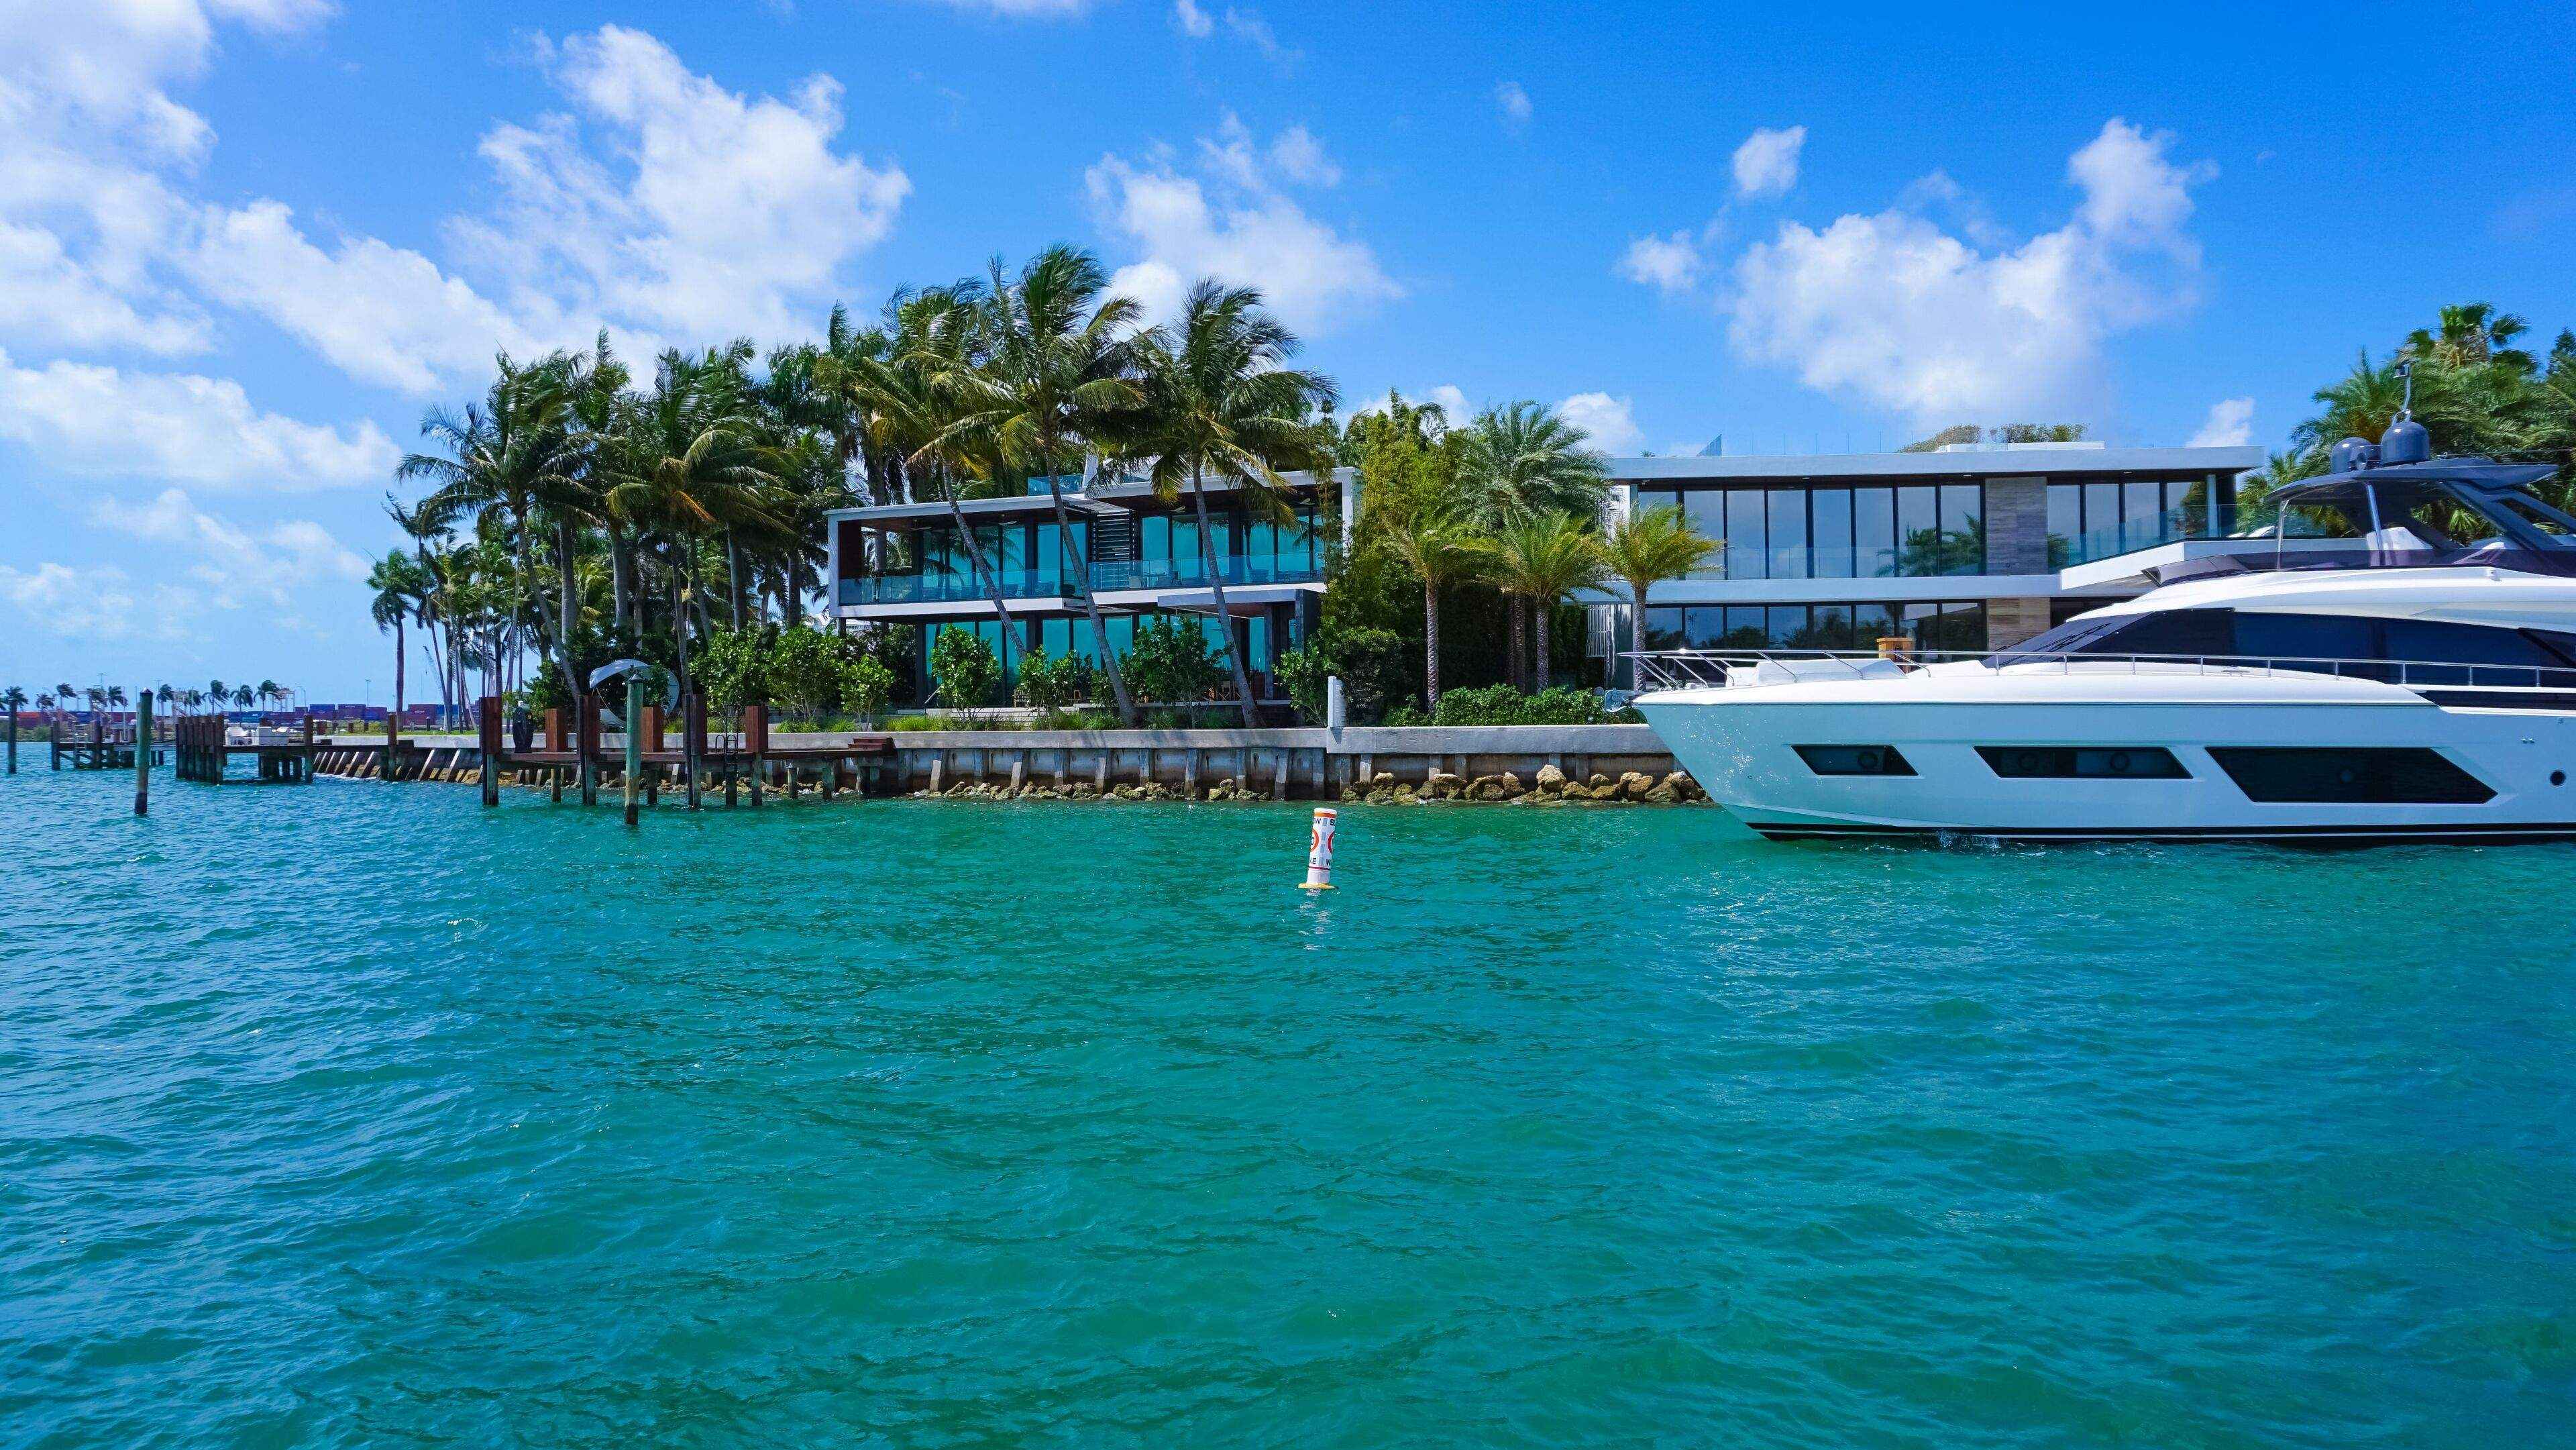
837,553,1324,607
839,570,1072,606
2053,508,2212,568
1085,553,1322,592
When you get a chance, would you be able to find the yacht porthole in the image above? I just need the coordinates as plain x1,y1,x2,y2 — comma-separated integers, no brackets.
2106,751,2133,774
2554,770,2567,787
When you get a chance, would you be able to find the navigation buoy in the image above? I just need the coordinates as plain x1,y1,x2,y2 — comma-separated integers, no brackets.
1301,807,1337,891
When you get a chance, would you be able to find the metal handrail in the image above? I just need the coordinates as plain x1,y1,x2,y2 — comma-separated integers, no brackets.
1626,646,2576,694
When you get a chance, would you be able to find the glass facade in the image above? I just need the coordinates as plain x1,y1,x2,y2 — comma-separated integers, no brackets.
841,499,1323,605
2047,476,2224,566
1642,601,1986,654
1633,483,1985,579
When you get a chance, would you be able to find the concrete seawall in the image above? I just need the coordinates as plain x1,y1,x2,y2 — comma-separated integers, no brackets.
322,723,1699,802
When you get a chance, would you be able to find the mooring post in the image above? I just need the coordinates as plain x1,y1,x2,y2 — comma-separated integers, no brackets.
133,690,151,815
5,701,15,774
386,708,404,783
478,695,502,807
622,680,644,827
579,693,600,807
684,691,704,811
745,704,767,807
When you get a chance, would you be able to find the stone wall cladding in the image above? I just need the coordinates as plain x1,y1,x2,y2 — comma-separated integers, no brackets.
1983,476,2051,576
1985,596,2055,648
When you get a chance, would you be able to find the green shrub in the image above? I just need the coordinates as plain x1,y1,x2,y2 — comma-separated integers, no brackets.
1411,684,1615,727
929,627,1002,713
839,652,896,724
1122,617,1222,705
1013,649,1094,712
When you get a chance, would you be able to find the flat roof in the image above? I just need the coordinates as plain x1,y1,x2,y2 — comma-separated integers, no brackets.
1608,445,2263,482
827,467,1352,524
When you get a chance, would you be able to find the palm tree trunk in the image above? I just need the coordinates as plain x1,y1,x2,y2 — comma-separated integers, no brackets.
1049,475,1138,725
1191,470,1261,727
1424,579,1442,709
393,617,406,719
1532,599,1552,688
726,530,743,631
608,529,634,637
940,470,1037,657
1507,595,1527,691
1629,583,1650,692
552,517,584,704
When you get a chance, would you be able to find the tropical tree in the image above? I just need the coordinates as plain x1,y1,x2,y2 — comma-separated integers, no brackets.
1122,280,1338,725
1373,501,1488,710
953,246,1148,723
1453,401,1609,685
1601,503,1719,674
1488,512,1610,688
370,550,427,725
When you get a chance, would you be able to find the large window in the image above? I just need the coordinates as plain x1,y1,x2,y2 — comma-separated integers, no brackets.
1994,608,2576,686
1640,482,1986,580
1644,601,1987,654
2048,476,2224,566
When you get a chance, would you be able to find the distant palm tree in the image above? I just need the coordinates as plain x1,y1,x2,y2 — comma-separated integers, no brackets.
1601,503,1719,679
232,685,254,712
2407,303,2534,374
1124,280,1338,725
1487,512,1609,690
256,680,282,715
207,681,227,715
156,684,176,713
1376,501,1489,710
369,551,426,726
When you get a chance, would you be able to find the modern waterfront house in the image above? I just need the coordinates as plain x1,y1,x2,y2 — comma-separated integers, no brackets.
826,470,1355,706
822,440,2264,702
1586,441,2267,686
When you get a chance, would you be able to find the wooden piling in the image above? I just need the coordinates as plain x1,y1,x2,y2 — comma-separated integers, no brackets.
622,680,644,827
745,705,767,807
579,694,601,807
478,695,502,807
133,692,151,815
684,691,704,811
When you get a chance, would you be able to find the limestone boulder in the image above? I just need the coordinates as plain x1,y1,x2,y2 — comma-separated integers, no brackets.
1619,771,1655,801
1535,763,1568,794
1660,771,1703,802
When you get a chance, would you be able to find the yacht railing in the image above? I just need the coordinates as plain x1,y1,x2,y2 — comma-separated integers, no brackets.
1629,648,2576,695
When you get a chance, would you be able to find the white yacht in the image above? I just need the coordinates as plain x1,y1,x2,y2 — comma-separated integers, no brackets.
1634,417,2576,843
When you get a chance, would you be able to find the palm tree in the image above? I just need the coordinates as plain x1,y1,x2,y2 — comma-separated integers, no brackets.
370,550,425,725
1601,503,1719,681
208,681,226,715
54,683,73,723
3,685,25,772
952,246,1148,724
1124,280,1338,725
255,680,282,716
1488,512,1610,688
156,684,176,715
1375,501,1489,709
1454,402,1609,686
2408,303,2534,374
400,354,582,704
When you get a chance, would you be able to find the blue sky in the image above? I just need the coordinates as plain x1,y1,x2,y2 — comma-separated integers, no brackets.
3,0,2571,701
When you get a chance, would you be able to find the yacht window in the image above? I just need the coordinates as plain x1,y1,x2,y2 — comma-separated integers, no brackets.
1988,609,2227,666
2381,619,2576,686
1986,613,2129,665
1976,746,2190,780
1794,745,1917,776
2498,497,2574,537
2401,499,2501,548
2208,747,2494,805
2232,613,2379,673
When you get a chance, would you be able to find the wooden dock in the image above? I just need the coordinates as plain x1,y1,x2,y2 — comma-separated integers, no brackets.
172,713,316,783
48,721,162,771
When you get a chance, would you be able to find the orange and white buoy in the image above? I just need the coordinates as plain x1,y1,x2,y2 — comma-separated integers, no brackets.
1301,807,1338,890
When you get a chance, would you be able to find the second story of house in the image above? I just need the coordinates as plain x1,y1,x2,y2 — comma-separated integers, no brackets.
827,469,1357,618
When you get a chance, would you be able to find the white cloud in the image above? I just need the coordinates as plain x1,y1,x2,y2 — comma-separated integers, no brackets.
1352,385,1470,425
1085,121,1398,334
188,201,539,393
1558,391,1644,454
922,0,1094,15
93,488,366,609
1221,7,1292,64
1267,125,1340,187
449,25,910,347
0,561,167,641
1173,0,1214,36
1725,119,2216,425
1617,230,1701,293
2188,396,2254,448
1495,81,1532,126
0,346,397,489
1731,125,1806,199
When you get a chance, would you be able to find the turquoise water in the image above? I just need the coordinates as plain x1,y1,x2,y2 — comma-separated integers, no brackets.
4,752,2573,1448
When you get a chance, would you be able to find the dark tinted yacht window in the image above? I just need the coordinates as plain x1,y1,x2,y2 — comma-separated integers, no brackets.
2232,613,2378,672
1994,608,2576,685
2091,609,2232,658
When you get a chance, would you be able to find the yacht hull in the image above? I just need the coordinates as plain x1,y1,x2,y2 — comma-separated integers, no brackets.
1638,674,2576,843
